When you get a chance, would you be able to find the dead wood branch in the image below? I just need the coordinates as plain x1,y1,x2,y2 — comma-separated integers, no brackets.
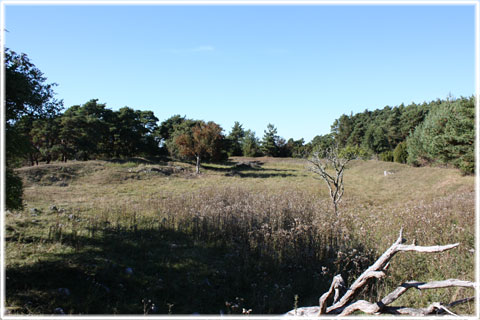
307,145,352,215
285,229,475,317
338,279,475,316
318,274,345,314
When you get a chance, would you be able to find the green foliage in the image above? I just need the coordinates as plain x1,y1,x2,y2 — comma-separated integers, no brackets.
285,138,306,158
19,99,163,162
407,96,475,174
330,101,437,155
30,117,61,163
6,123,33,167
242,130,261,157
331,114,353,147
6,47,473,177
5,48,63,209
275,137,288,157
166,119,203,159
227,122,245,156
328,96,474,173
379,150,394,162
308,134,333,156
362,125,390,154
5,48,63,124
393,141,408,164
339,145,369,160
5,168,24,210
174,121,227,172
261,124,279,157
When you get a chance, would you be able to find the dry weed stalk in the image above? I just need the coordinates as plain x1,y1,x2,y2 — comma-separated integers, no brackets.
286,229,475,316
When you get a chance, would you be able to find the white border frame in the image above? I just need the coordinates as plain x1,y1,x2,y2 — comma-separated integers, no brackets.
1,1,478,319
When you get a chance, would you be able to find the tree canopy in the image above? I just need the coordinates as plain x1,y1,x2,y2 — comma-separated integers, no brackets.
175,121,226,173
5,48,63,209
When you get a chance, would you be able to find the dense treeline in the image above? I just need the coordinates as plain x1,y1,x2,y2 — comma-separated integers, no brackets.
5,48,475,210
327,96,475,174
16,100,161,164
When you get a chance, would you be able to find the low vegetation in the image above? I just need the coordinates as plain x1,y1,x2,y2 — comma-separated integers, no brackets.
5,157,474,315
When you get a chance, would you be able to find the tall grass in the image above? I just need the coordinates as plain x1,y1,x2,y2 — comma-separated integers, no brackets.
5,158,475,314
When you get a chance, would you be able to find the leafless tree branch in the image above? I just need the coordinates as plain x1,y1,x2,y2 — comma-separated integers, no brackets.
307,145,353,215
285,229,475,317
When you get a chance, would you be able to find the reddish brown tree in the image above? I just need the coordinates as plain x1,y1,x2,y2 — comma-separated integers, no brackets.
174,121,224,174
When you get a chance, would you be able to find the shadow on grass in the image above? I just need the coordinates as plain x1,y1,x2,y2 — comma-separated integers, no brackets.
6,224,376,315
233,172,297,178
201,162,298,178
103,157,170,166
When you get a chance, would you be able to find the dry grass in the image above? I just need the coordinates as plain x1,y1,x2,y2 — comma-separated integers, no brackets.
5,157,475,315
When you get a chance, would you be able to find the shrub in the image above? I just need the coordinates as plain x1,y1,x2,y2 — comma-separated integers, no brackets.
393,141,408,164
6,167,23,210
379,150,393,162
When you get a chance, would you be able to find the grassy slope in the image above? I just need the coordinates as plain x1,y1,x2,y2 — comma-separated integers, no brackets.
5,157,475,315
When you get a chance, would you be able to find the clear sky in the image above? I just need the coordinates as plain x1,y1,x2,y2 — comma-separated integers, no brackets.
3,2,476,142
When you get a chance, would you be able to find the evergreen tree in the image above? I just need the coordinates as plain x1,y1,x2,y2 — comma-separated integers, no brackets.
30,116,61,163
393,141,408,164
286,138,306,158
261,123,279,157
157,115,187,154
331,114,353,147
407,96,474,174
310,134,335,154
242,130,261,157
227,121,245,156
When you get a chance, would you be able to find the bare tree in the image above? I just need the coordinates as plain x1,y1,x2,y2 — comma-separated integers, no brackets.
286,229,476,316
307,145,359,215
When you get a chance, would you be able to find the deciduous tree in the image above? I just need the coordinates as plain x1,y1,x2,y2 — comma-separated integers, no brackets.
175,121,225,174
5,48,63,209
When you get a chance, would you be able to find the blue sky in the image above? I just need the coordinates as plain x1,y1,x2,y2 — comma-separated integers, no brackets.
4,3,476,142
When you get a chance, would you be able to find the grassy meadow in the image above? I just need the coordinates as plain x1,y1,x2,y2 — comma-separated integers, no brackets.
5,157,475,315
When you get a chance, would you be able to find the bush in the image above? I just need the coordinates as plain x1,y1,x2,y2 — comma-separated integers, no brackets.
6,167,23,210
379,150,394,162
393,141,408,164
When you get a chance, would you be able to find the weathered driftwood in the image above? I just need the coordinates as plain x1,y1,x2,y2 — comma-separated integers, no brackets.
286,229,475,316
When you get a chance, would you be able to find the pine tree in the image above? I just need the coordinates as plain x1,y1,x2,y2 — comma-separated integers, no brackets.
227,121,245,156
406,96,474,174
242,130,261,157
261,123,279,157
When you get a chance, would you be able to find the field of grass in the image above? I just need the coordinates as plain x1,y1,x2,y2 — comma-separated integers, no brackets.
5,157,475,315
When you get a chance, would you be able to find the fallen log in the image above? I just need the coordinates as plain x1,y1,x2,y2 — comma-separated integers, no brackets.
285,229,475,316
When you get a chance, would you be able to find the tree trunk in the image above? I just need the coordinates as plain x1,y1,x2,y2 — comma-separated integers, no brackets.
196,155,200,174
